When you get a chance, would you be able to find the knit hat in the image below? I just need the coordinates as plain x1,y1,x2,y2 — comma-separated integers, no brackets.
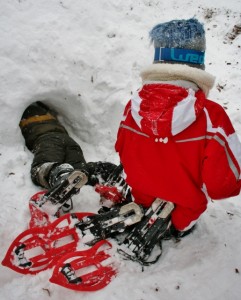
149,18,206,69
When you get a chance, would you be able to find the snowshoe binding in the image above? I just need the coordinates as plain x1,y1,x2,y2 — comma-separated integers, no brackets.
118,199,174,266
76,202,144,246
29,170,88,227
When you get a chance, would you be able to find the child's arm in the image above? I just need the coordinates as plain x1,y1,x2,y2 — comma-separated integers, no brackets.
202,101,241,199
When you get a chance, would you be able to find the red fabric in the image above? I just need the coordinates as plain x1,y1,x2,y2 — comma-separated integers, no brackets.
115,84,241,230
95,184,123,203
139,84,187,137
135,84,205,137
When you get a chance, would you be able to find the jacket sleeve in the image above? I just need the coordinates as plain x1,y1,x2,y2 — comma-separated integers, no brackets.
202,101,241,199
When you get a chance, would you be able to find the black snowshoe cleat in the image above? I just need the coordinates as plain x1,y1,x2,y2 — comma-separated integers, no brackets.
75,202,144,246
118,199,174,266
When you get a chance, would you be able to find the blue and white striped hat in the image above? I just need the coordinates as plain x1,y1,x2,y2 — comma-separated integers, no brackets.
149,18,206,69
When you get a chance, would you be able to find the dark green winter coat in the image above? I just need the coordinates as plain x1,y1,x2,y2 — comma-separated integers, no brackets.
19,102,86,170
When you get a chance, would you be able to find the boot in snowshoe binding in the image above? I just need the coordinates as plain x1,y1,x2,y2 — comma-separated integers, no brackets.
44,170,88,205
118,199,174,266
29,171,88,226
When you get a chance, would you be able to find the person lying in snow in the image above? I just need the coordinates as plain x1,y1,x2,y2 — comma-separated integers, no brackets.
19,18,241,241
19,100,119,211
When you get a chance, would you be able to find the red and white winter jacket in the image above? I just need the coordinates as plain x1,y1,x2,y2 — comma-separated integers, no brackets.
115,64,241,231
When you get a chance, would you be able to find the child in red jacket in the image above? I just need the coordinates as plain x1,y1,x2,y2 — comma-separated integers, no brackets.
112,18,241,236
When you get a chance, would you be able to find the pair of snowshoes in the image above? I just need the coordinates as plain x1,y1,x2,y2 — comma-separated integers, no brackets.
2,212,118,291
2,171,175,291
1,202,144,291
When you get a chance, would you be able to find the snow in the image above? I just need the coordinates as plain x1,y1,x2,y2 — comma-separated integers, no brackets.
0,0,241,299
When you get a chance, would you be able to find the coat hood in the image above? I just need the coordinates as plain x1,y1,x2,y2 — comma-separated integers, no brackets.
131,83,206,138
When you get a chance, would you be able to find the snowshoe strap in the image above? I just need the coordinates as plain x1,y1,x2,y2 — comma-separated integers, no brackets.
1,212,93,274
118,199,174,266
50,240,118,291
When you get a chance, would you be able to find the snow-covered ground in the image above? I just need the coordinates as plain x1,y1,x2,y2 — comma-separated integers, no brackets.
0,0,241,299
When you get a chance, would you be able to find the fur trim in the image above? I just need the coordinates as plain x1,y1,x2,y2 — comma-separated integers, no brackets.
140,64,215,96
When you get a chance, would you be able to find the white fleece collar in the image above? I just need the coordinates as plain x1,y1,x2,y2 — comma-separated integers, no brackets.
140,64,215,97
